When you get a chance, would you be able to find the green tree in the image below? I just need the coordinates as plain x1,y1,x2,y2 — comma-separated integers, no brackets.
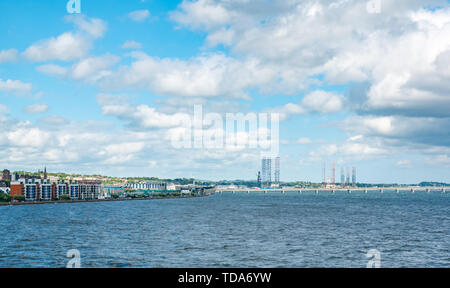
0,193,11,202
12,195,25,202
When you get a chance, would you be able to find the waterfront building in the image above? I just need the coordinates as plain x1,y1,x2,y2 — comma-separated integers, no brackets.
56,181,68,199
78,180,102,200
10,181,23,197
103,185,125,198
10,178,51,201
40,183,52,200
69,183,79,200
48,175,59,183
10,177,102,201
125,181,167,191
0,187,10,194
24,184,37,201
166,183,177,191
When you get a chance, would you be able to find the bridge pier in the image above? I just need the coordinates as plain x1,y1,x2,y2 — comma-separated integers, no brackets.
364,189,368,194
347,189,351,194
426,188,430,194
315,189,319,195
380,189,384,194
411,189,415,194
396,189,400,194
442,188,446,194
298,190,302,194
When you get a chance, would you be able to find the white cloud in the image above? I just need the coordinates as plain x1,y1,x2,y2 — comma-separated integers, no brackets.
425,154,450,166
36,64,68,77
309,141,389,162
23,104,49,114
128,10,150,22
101,102,190,129
0,78,32,95
339,142,388,157
37,54,120,83
0,49,18,63
22,16,106,62
340,115,450,147
206,28,235,47
0,104,9,119
4,1,450,179
272,90,343,119
396,160,413,169
170,0,450,119
297,138,313,145
71,54,119,81
101,142,145,155
39,115,69,126
23,32,91,62
99,53,274,98
121,40,143,49
66,15,107,38
170,0,233,30
301,91,343,113
99,142,145,164
7,128,51,148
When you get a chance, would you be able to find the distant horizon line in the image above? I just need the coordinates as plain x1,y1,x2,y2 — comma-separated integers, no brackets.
2,169,449,186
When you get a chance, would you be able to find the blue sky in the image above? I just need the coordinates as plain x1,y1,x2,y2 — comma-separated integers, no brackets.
1,0,450,183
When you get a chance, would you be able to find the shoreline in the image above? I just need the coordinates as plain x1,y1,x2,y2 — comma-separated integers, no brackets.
0,194,210,207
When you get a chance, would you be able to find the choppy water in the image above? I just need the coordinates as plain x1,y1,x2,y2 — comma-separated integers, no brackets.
0,191,449,267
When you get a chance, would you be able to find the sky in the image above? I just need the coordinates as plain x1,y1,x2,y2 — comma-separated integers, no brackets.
0,0,450,183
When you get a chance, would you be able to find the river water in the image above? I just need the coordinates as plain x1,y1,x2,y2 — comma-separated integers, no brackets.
0,191,449,267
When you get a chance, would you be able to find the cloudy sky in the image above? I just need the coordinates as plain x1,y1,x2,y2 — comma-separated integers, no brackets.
1,0,450,183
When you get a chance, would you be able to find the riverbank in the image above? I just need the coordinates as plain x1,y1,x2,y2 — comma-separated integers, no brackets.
0,194,210,207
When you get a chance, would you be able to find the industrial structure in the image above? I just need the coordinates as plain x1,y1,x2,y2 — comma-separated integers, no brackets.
322,161,326,185
321,163,357,187
331,162,336,185
274,157,280,184
346,167,350,185
260,156,281,187
352,167,357,186
261,157,272,187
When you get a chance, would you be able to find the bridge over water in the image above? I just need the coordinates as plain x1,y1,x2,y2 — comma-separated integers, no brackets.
216,187,447,195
